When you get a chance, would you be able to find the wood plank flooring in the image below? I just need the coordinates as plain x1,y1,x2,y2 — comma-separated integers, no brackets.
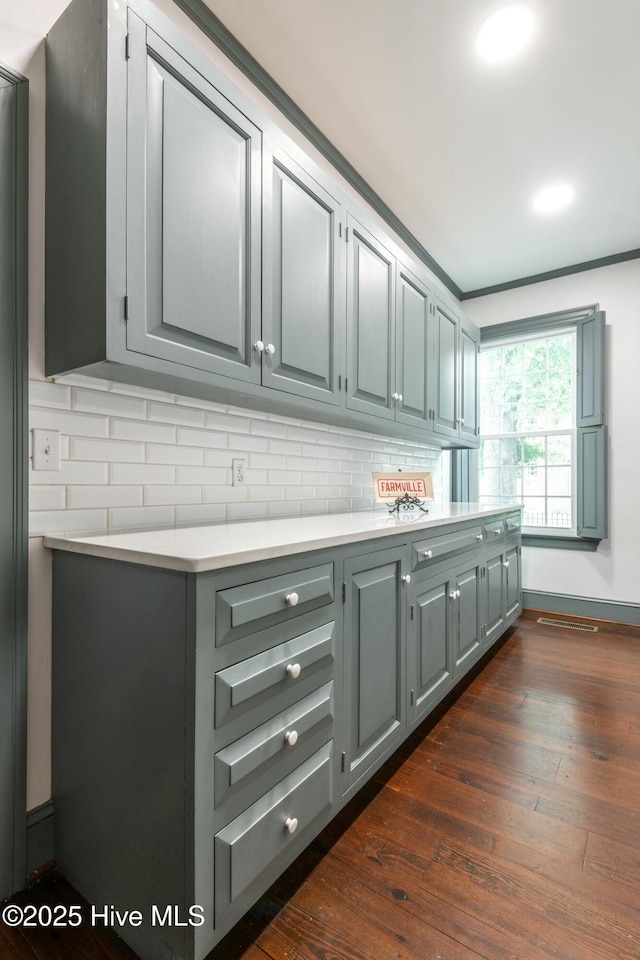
2,609,638,960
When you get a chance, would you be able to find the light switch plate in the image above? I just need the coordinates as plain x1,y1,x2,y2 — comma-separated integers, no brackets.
32,429,61,471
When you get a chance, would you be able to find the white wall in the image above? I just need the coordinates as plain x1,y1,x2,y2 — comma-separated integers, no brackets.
2,0,449,811
464,259,640,609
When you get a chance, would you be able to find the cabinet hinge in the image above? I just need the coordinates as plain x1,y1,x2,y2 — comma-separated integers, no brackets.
338,374,342,390
345,377,348,392
339,222,343,238
410,690,415,706
341,751,346,773
345,226,349,242
125,34,130,60
342,582,346,603
410,603,415,620
123,295,129,321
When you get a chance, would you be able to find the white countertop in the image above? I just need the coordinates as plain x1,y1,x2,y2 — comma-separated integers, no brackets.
43,503,522,573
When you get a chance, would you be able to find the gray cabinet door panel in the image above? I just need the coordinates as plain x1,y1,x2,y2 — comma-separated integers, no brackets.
344,547,405,786
346,217,395,420
410,577,453,721
263,144,342,405
126,18,261,380
454,562,481,671
396,265,430,429
460,324,479,442
484,552,505,647
432,298,459,439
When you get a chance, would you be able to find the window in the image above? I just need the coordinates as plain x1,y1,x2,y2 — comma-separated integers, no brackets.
461,305,607,549
479,329,577,533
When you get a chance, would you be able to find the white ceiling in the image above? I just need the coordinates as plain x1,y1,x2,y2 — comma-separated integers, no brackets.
205,0,640,294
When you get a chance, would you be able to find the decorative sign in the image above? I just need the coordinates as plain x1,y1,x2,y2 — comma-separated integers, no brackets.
372,472,434,503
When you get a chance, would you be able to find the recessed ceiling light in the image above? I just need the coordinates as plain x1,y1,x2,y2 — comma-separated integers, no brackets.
476,4,535,63
532,183,575,215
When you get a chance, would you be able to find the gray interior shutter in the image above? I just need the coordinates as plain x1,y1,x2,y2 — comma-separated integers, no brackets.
576,311,607,539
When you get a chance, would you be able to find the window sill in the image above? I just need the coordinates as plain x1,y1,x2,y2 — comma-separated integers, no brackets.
522,534,600,551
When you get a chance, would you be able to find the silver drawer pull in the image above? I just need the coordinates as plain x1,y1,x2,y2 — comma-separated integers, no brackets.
284,817,298,834
422,549,433,559
286,663,301,679
285,592,299,607
476,534,483,541
401,574,411,585
285,730,298,746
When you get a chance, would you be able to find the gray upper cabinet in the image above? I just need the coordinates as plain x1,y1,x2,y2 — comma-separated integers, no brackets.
262,141,343,405
126,14,262,382
395,264,432,431
432,296,479,446
346,215,396,422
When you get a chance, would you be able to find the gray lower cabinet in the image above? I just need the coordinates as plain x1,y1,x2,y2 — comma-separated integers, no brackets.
51,514,521,960
342,546,406,790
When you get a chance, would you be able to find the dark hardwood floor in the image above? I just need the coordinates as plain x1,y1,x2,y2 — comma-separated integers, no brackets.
3,609,639,960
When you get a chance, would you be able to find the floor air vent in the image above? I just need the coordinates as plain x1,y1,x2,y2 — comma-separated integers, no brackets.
537,617,598,633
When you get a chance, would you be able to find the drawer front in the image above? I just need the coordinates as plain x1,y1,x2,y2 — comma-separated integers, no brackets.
214,742,333,925
216,563,334,646
505,513,521,534
483,519,506,543
412,525,483,570
215,621,335,727
214,682,334,808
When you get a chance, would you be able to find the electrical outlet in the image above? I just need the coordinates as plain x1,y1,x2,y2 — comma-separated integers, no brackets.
232,458,247,486
32,429,61,471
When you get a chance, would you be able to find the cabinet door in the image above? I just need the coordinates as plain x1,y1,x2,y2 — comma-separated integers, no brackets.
432,297,459,440
459,324,479,443
346,216,395,421
343,547,405,789
262,143,343,405
453,560,482,673
484,551,506,648
409,573,454,724
396,264,431,431
126,16,261,381
504,543,522,621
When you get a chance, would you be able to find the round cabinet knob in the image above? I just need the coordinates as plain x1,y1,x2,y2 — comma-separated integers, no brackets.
286,663,301,679
397,394,403,402
423,549,433,559
457,589,461,599
285,817,298,834
265,343,276,356
285,730,298,746
285,592,299,607
449,590,457,600
401,574,411,585
503,560,510,568
494,529,501,535
392,392,399,401
476,534,483,541
253,340,265,353
460,418,465,425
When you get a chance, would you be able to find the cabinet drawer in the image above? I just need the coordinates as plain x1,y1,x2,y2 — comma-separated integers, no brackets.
215,621,335,727
216,563,334,646
214,742,333,925
214,682,334,809
483,519,506,543
505,514,521,534
412,525,483,570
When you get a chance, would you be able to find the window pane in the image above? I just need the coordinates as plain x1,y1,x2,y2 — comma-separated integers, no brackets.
479,466,500,499
547,498,572,528
500,437,521,467
523,436,545,465
523,497,546,526
548,435,571,464
547,466,571,496
548,397,572,428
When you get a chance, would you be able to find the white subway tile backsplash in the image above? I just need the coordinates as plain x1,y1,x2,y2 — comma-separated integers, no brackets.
111,418,176,444
70,437,145,463
148,400,205,427
72,387,146,419
67,486,142,509
29,378,445,538
110,463,175,484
